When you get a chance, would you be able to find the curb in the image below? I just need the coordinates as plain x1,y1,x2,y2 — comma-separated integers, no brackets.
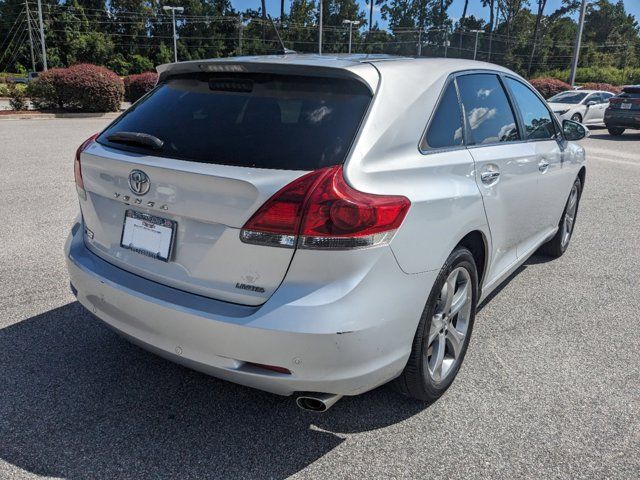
0,112,122,120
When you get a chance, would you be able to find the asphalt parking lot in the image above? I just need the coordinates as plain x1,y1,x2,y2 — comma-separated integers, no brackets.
1,118,638,479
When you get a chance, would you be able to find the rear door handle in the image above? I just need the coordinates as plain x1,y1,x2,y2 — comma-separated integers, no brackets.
480,171,500,184
538,160,550,172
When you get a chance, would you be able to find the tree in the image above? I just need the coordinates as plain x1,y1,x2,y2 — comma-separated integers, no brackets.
528,0,548,75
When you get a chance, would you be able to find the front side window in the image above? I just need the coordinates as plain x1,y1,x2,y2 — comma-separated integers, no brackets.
421,81,464,150
505,77,556,140
456,74,519,145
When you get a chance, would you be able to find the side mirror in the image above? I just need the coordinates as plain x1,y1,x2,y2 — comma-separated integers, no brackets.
563,119,589,141
586,100,597,107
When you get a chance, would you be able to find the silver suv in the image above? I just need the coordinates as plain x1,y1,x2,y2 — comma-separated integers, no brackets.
65,55,587,411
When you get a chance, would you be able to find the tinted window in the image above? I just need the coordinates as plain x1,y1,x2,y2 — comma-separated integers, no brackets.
548,91,587,104
584,93,600,104
98,73,372,170
422,82,464,150
456,74,519,145
601,92,613,101
505,77,556,140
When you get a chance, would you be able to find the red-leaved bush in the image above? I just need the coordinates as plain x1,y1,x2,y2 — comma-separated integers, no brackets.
529,77,572,99
27,64,123,112
580,82,623,94
123,72,158,102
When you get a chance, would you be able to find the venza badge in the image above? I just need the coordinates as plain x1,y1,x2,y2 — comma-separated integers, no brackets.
128,170,150,195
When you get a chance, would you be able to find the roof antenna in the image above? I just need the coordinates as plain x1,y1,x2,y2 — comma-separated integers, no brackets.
268,15,296,55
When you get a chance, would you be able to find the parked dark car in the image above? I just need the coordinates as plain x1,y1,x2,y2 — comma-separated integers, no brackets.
604,86,640,135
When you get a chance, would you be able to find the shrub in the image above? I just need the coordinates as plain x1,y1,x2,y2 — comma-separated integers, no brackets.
580,82,623,94
26,68,67,109
7,81,28,110
123,72,158,102
529,77,572,99
27,64,124,112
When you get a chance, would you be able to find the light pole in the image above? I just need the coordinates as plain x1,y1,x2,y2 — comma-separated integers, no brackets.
568,0,587,86
163,5,184,63
470,29,483,61
342,19,360,54
318,0,323,54
36,0,47,70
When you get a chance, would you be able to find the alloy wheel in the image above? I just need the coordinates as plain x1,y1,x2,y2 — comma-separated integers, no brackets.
426,267,473,383
561,183,579,248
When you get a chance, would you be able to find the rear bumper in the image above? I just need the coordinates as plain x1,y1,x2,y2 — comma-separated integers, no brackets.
604,110,640,129
65,218,436,396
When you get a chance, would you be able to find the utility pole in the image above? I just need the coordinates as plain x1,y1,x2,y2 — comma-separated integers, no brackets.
36,0,47,70
470,29,483,61
24,0,36,72
318,0,323,54
163,6,184,63
417,28,422,56
568,0,587,86
238,14,244,55
443,27,450,58
342,19,360,54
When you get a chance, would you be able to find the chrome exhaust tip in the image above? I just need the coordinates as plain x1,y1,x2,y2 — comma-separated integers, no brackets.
296,393,343,412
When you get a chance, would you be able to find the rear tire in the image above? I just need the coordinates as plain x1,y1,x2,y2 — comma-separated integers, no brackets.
392,247,478,402
607,127,625,136
571,113,582,123
539,177,582,258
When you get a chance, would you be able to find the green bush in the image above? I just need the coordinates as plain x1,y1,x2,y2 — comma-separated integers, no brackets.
27,64,124,112
7,81,28,110
534,66,640,86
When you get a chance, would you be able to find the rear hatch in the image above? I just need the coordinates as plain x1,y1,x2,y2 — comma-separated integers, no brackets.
79,70,373,306
608,86,640,112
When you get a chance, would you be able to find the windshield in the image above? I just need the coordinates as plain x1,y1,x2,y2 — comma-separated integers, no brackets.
548,92,588,104
98,73,372,171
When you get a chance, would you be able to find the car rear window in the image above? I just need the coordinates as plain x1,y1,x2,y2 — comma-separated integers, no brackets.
98,73,372,170
620,86,640,98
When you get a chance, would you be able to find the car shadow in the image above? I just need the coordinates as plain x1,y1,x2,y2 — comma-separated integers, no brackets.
0,302,426,479
587,131,640,141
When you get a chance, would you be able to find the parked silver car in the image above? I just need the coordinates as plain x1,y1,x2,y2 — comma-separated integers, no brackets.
65,55,587,411
548,89,614,125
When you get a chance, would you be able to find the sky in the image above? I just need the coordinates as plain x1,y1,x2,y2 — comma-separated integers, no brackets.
232,0,640,28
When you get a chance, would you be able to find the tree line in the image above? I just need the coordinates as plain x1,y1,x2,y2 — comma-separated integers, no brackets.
0,0,638,80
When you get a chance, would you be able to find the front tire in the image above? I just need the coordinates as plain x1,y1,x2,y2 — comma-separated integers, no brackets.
607,127,625,136
539,177,582,258
571,113,582,123
392,247,478,402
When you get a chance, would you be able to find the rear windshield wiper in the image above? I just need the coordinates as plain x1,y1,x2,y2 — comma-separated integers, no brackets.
106,131,164,150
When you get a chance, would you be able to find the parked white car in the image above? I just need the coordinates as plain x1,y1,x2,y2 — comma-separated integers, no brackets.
65,55,587,411
548,89,614,125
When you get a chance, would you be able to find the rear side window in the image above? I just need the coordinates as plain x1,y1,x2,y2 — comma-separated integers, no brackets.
421,82,464,150
456,74,519,145
98,73,372,170
505,77,556,140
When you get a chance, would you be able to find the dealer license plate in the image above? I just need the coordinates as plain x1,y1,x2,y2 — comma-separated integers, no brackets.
120,210,176,262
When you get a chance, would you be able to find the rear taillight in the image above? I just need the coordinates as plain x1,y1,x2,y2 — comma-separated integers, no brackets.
240,166,410,250
74,133,99,199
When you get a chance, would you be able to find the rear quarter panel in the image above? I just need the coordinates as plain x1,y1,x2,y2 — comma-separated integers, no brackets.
344,62,490,275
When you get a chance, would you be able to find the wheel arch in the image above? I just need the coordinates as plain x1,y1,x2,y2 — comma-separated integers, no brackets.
456,230,488,295
578,166,586,188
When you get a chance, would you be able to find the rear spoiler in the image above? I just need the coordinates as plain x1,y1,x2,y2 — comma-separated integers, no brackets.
156,57,379,94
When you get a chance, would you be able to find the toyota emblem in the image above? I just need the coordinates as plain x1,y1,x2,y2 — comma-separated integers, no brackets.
128,170,150,196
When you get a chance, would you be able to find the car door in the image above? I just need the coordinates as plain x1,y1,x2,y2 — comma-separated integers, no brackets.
503,77,570,237
583,93,604,124
457,73,539,281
